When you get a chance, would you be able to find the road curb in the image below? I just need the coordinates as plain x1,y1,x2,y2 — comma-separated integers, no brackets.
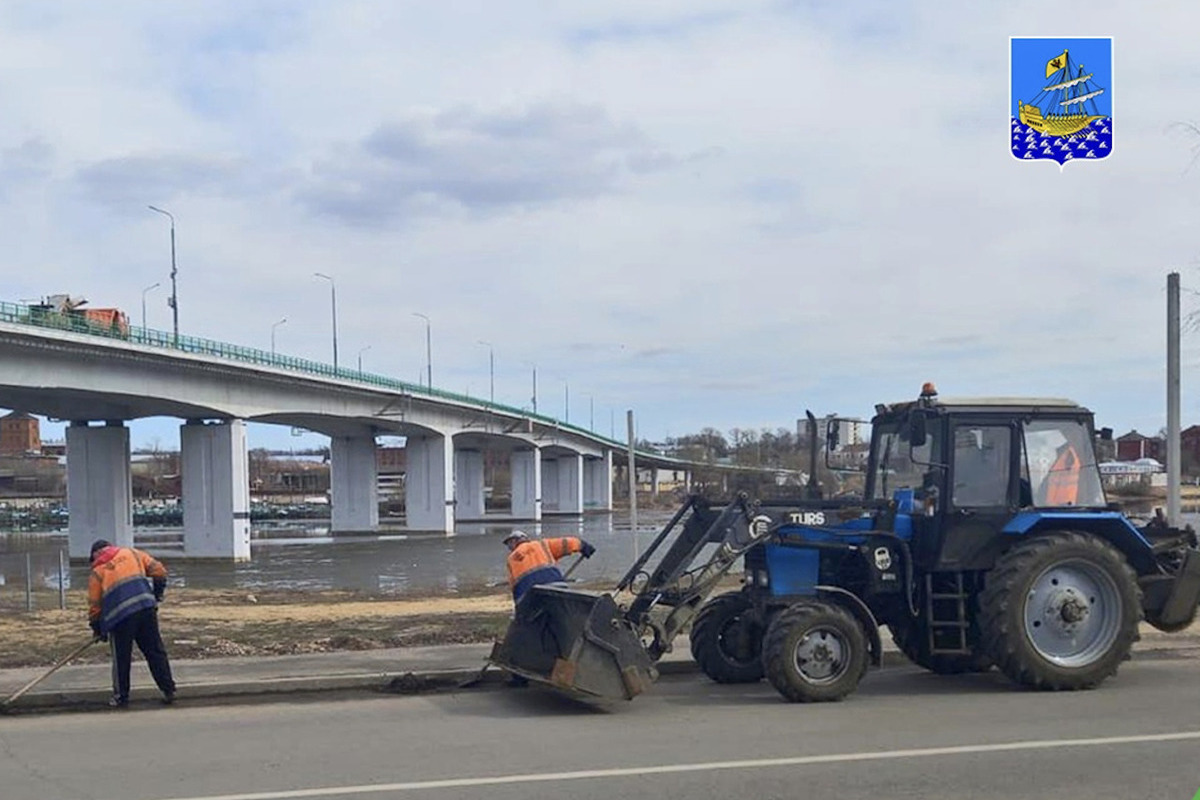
4,637,1196,714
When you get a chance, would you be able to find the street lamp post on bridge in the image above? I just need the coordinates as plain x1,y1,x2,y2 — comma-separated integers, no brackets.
271,317,287,355
140,282,160,331
313,273,339,371
477,340,494,404
413,313,432,390
529,362,538,414
146,206,178,347
357,345,371,374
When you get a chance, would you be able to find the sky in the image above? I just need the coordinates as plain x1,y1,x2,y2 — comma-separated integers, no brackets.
3,1,1200,452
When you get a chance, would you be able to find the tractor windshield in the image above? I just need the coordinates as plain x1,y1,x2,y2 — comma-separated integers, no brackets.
1021,419,1105,507
870,424,937,501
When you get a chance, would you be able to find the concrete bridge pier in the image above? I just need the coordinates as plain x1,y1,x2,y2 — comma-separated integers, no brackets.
583,451,613,511
453,449,485,521
330,434,379,533
510,447,541,521
180,419,251,560
544,453,583,515
66,421,133,560
405,433,454,533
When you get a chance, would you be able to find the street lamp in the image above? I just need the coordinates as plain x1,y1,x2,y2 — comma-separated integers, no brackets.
140,282,160,331
564,380,570,423
313,273,338,371
271,317,287,355
589,395,594,431
357,344,371,374
529,362,538,414
413,313,432,390
146,206,178,346
477,340,494,404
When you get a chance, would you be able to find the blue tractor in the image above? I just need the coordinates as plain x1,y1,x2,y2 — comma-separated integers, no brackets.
488,384,1200,703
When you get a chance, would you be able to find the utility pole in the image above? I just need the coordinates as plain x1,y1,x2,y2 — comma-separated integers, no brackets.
627,410,637,546
1168,271,1181,525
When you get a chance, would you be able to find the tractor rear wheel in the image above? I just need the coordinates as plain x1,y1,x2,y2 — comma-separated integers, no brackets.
762,600,867,702
979,531,1141,690
689,592,764,683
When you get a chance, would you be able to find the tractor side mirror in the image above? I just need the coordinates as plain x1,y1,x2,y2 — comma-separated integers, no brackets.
826,420,840,451
908,412,927,447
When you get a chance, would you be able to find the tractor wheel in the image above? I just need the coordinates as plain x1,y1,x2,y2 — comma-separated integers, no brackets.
978,531,1142,691
889,620,992,675
689,592,764,683
762,599,867,702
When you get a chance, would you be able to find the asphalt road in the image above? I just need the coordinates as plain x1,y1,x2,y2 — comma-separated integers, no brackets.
3,656,1200,800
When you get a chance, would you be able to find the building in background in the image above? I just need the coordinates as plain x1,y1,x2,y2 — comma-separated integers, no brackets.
0,411,40,455
1116,430,1165,463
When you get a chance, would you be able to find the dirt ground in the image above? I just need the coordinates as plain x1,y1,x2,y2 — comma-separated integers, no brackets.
0,585,528,668
6,581,1200,671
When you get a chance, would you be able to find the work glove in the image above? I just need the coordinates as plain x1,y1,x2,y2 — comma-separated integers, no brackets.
90,620,108,643
153,578,167,603
580,540,596,559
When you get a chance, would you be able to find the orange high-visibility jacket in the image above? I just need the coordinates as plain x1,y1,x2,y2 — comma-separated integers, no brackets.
506,537,585,595
1043,444,1081,506
88,545,167,633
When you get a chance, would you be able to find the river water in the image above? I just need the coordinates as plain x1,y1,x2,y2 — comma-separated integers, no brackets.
0,511,681,600
2,501,1195,602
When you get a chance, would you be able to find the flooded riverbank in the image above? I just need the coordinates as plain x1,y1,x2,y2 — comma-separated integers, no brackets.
0,511,680,607
1,496,1191,610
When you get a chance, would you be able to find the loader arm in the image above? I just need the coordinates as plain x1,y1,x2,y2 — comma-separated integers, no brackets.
486,493,773,701
619,493,773,660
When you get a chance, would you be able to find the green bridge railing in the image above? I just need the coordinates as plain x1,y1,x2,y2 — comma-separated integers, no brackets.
0,299,634,450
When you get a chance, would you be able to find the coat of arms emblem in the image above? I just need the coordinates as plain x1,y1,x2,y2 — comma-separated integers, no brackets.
1011,37,1112,167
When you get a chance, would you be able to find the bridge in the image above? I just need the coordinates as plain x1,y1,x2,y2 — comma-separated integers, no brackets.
0,301,736,560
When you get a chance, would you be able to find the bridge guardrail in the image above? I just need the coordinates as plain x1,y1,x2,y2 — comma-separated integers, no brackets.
0,300,631,449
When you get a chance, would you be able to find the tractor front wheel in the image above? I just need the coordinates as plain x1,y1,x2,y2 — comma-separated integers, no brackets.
689,592,765,683
979,531,1141,691
762,600,867,702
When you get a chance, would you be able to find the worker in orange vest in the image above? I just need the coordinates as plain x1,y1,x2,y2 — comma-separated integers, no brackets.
88,540,177,708
1043,443,1082,506
503,531,595,604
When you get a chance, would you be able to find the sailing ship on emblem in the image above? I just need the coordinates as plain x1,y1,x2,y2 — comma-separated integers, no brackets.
1016,49,1106,138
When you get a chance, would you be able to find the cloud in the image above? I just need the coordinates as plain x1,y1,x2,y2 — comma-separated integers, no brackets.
73,152,255,208
566,9,743,46
4,0,1200,451
294,101,682,226
0,137,53,192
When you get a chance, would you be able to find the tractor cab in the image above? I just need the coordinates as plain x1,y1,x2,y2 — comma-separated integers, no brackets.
864,382,1108,572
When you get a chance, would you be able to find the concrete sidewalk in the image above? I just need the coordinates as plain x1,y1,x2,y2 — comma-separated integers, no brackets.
2,625,1198,714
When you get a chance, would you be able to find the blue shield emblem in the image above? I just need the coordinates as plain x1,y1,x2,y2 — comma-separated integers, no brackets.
1011,37,1112,166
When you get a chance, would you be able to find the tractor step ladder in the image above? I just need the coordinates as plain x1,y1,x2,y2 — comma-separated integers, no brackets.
926,572,971,655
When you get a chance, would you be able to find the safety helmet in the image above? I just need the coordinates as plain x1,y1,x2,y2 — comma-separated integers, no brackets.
502,530,529,546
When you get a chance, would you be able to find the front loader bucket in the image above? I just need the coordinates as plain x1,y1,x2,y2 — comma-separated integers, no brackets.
488,584,659,701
